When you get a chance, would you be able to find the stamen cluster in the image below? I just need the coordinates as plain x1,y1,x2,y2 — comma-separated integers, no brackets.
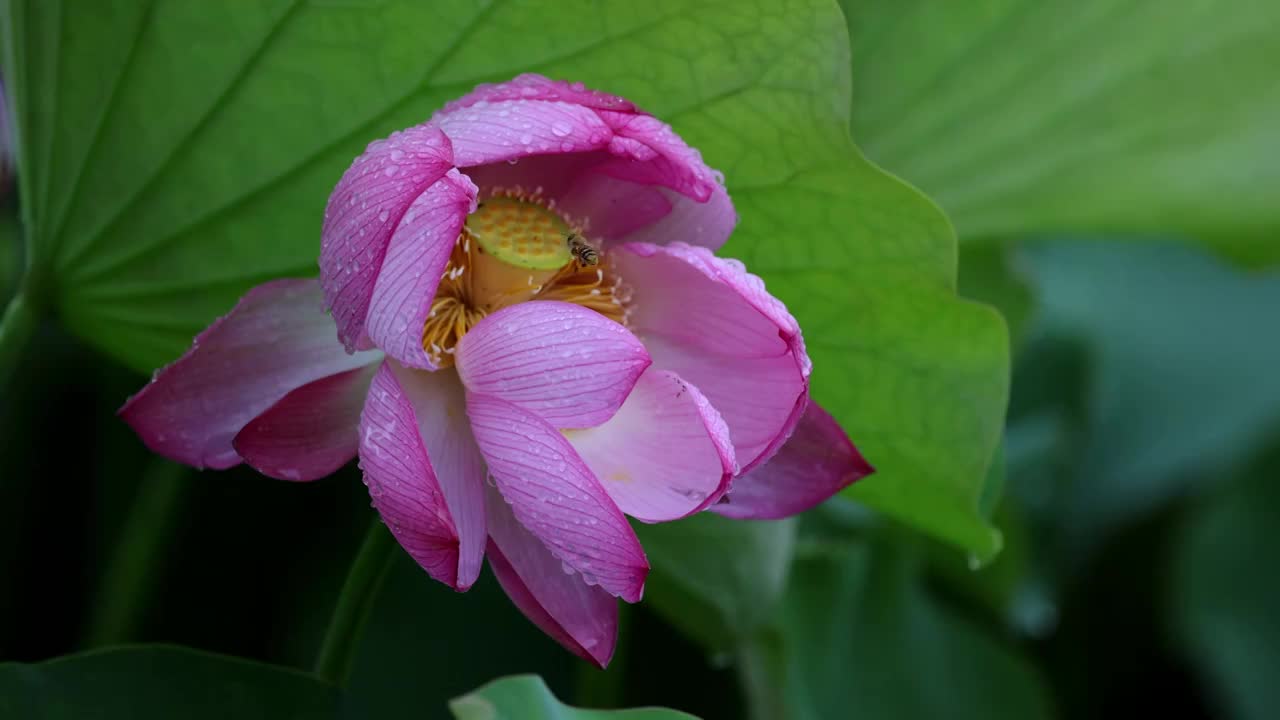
422,188,630,367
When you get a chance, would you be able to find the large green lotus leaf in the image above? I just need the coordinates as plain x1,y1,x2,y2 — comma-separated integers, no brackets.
728,159,1007,560
842,0,1280,264
0,645,353,718
750,541,1053,720
958,244,1034,350
451,675,700,720
4,0,1006,555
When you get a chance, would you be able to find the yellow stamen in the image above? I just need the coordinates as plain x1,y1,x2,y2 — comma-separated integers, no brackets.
422,188,628,367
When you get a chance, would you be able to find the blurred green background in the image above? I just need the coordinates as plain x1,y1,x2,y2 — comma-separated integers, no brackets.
2,1,1277,718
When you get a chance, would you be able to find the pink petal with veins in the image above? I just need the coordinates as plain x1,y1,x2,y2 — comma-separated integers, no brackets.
359,362,481,590
614,242,810,473
320,124,454,351
566,369,735,523
363,169,477,369
455,302,650,429
712,399,874,520
234,364,378,481
486,485,617,668
120,279,380,470
466,393,648,602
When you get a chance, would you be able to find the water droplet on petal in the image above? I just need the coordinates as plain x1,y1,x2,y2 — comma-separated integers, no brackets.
551,121,572,137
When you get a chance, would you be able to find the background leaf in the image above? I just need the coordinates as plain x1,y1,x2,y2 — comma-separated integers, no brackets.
347,552,577,717
747,538,1053,720
4,0,1009,556
1171,445,1280,720
450,675,700,720
842,0,1280,263
0,646,352,719
634,515,795,651
1019,240,1280,566
0,210,18,302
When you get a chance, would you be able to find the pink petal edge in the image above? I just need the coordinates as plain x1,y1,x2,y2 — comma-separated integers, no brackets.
566,368,735,523
364,168,478,369
486,484,618,668
119,278,381,470
434,98,615,170
436,73,636,116
233,363,379,481
386,361,487,590
711,399,874,520
596,111,720,204
359,362,476,590
320,124,454,352
466,392,649,602
435,73,732,248
455,301,650,429
613,242,810,473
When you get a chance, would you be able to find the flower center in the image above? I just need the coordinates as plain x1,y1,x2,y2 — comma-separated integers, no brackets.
422,188,629,367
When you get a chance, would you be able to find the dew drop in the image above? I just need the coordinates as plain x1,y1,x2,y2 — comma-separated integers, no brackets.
551,121,572,137
519,133,534,145
389,148,404,162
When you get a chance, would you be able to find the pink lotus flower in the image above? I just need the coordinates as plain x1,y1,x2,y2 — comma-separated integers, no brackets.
121,74,872,667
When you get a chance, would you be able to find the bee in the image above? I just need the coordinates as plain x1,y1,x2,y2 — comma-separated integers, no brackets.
566,232,599,267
